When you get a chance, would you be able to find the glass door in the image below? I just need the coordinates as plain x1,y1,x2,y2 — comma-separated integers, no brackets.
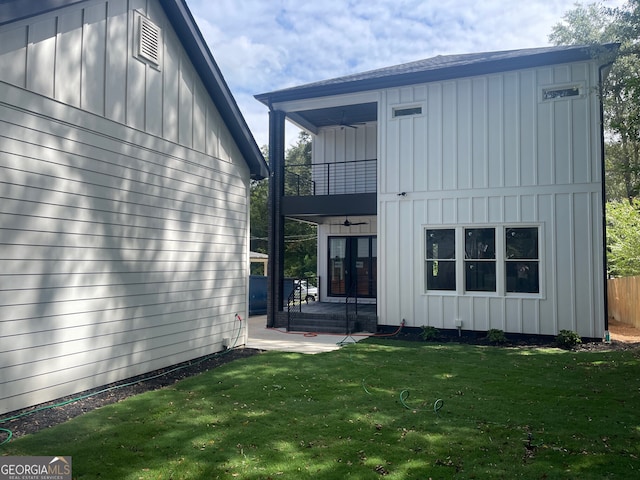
328,236,376,298
329,237,347,295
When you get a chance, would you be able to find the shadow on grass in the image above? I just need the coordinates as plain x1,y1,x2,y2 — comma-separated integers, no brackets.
3,342,640,479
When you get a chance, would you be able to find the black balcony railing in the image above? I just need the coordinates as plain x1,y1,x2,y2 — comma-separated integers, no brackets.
285,159,377,196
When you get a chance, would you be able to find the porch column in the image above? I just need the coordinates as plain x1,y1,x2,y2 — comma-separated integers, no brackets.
267,109,286,328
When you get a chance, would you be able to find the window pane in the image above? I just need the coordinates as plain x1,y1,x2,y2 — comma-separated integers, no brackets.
465,261,496,291
506,228,538,259
427,260,456,290
465,228,495,259
426,229,455,259
506,261,539,293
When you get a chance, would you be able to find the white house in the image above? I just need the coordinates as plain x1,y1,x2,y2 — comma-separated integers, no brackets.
0,0,268,415
256,44,617,340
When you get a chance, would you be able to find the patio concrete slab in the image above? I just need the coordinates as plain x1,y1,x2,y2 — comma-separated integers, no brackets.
245,315,371,354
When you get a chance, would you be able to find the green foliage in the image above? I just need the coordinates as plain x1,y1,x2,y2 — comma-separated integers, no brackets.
420,325,440,341
250,178,269,254
555,329,583,349
485,328,507,345
4,342,640,479
550,1,640,202
606,199,640,276
283,132,317,278
251,133,317,278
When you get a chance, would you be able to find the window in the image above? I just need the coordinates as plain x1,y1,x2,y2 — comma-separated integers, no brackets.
392,106,422,117
425,225,540,295
464,228,496,292
426,229,456,290
541,85,581,101
506,227,539,293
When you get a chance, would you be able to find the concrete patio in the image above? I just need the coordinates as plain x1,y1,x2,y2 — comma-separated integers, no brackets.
245,314,371,354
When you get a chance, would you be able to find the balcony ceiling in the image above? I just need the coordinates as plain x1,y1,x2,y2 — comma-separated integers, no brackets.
289,102,377,130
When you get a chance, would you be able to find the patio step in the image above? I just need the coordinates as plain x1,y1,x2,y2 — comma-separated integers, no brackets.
276,311,377,334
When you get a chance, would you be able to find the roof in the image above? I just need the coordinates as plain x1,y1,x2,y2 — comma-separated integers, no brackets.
256,44,619,107
0,0,269,180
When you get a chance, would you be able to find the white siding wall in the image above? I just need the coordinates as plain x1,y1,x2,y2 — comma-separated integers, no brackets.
378,62,605,338
0,0,240,163
312,124,377,194
314,125,378,301
0,0,251,414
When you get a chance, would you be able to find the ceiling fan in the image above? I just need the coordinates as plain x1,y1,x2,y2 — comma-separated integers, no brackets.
331,111,365,130
333,217,368,227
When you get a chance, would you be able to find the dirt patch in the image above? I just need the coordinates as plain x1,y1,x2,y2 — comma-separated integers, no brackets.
609,318,640,343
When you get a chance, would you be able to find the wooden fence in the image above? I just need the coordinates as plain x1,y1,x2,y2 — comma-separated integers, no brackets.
608,276,640,329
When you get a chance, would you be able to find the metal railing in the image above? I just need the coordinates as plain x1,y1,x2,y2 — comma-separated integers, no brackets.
285,159,377,196
286,277,319,331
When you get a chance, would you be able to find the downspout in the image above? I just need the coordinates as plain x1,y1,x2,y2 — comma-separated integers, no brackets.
599,61,614,335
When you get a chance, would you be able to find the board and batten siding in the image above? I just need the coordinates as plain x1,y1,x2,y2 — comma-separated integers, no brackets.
314,125,378,301
378,61,605,338
0,0,239,161
312,124,377,194
0,0,251,415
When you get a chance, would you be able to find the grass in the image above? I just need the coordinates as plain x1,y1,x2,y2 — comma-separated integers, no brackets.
2,339,640,479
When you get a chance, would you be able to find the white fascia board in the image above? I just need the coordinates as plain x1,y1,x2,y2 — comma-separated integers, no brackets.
271,90,380,114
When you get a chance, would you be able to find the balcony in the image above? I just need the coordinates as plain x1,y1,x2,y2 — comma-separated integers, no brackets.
283,159,377,220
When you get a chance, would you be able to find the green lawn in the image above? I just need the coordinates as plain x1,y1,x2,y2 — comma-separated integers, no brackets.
2,339,639,479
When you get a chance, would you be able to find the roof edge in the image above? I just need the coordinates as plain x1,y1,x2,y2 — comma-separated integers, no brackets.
159,0,268,179
255,43,620,107
0,0,268,179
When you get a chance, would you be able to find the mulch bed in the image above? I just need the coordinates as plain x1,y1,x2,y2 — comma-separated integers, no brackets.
0,348,262,441
2,323,639,443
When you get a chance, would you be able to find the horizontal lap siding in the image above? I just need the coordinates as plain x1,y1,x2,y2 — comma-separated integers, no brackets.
0,0,238,163
0,86,248,414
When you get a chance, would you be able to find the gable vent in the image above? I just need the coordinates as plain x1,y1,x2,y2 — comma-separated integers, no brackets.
136,13,161,67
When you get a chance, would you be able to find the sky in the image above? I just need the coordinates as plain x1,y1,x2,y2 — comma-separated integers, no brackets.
185,0,622,149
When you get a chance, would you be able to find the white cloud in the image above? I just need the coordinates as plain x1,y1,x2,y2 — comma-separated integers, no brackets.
185,0,620,148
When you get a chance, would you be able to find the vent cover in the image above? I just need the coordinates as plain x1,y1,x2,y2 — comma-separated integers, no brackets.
136,12,161,67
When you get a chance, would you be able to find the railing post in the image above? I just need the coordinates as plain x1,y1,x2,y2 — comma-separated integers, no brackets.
326,163,330,195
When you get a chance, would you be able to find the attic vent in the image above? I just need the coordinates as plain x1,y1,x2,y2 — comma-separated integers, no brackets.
392,106,422,118
136,12,161,67
542,85,580,101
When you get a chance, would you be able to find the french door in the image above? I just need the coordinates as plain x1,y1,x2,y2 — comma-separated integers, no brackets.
328,236,377,298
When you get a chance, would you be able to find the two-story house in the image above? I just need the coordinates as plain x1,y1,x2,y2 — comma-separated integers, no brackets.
256,44,617,341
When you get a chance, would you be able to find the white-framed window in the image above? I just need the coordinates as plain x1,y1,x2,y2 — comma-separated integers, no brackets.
425,225,541,295
426,229,456,291
391,103,424,119
505,227,539,293
539,83,584,102
464,228,496,292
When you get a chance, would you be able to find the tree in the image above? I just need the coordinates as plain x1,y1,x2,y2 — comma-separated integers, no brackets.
551,1,640,277
607,200,640,276
550,1,640,202
249,133,317,279
283,131,317,278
